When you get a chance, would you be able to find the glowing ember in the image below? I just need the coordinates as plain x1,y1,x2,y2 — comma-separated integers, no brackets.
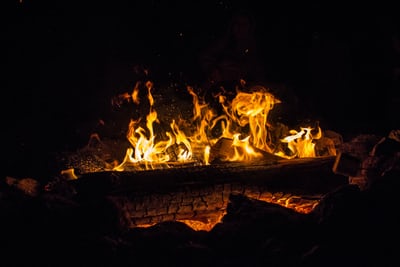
131,193,320,232
60,168,78,180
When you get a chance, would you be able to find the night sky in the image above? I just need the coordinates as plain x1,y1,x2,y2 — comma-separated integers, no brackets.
3,1,399,176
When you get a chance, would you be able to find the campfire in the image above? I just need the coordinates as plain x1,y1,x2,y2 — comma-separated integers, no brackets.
53,79,345,231
63,80,338,173
4,2,400,265
105,80,335,171
4,77,399,267
4,79,399,266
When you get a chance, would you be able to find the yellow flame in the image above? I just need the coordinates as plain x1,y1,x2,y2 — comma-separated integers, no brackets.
225,134,262,161
277,126,322,158
131,81,140,104
203,145,210,165
229,91,280,153
60,168,78,180
170,119,192,161
112,83,331,171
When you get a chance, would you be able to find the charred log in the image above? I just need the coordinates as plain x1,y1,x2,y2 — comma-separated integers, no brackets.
69,157,347,229
71,157,346,197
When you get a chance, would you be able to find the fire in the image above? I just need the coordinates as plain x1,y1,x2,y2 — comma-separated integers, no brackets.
59,81,339,232
227,90,279,153
112,82,333,171
132,193,321,232
276,126,322,159
114,81,195,171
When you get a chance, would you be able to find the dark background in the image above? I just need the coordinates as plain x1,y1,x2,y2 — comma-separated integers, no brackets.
3,1,399,177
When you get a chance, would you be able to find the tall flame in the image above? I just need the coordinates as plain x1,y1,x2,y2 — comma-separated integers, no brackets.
112,83,332,171
228,90,280,153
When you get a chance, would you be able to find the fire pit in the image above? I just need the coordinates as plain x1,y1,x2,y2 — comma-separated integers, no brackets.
45,80,349,231
4,3,400,266
3,80,399,267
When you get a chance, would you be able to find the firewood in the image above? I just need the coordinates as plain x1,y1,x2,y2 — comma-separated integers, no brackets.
69,157,347,230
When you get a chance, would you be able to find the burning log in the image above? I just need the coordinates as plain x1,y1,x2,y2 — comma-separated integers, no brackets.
106,182,324,231
209,137,284,163
52,84,347,231
70,156,347,230
72,157,345,196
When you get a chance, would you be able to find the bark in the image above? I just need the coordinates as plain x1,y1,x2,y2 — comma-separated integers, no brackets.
70,156,347,229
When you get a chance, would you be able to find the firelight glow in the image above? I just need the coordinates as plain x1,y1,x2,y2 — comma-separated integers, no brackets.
112,82,330,171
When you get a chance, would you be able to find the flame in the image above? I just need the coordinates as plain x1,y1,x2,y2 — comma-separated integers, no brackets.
204,145,211,165
227,134,263,161
227,91,280,153
111,83,334,171
276,126,322,159
114,82,194,171
131,81,140,104
61,81,338,231
60,168,78,180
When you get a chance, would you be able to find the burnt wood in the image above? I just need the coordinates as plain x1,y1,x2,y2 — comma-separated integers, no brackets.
71,156,347,198
106,183,323,229
69,156,348,229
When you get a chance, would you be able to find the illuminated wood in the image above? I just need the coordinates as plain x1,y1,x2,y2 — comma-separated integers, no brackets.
70,156,347,230
71,157,346,197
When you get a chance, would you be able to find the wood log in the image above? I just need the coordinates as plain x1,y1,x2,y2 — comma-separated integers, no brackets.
106,184,323,230
71,156,346,196
69,156,348,230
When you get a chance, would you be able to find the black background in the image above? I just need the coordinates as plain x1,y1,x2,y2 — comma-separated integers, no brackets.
3,1,399,177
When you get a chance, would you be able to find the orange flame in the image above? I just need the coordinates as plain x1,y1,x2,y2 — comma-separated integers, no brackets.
112,83,333,171
277,126,322,159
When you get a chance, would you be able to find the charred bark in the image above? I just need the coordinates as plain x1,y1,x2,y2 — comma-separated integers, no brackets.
107,183,323,229
69,157,347,229
71,157,346,197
